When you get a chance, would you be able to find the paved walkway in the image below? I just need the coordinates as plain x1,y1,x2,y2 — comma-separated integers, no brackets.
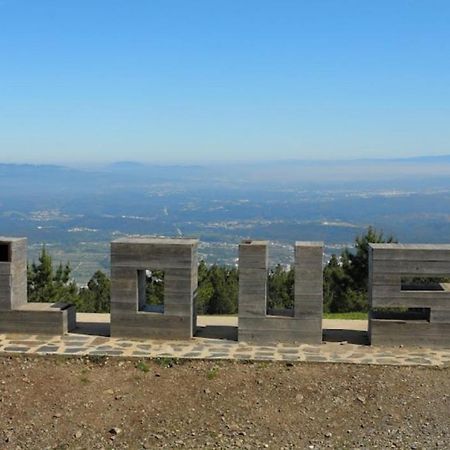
0,315,449,367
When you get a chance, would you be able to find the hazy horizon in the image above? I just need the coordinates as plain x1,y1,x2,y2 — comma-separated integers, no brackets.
2,153,450,168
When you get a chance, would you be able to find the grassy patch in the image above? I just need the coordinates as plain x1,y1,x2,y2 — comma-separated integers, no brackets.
257,361,270,369
53,355,70,365
154,357,180,368
88,355,108,365
136,360,150,373
207,366,219,380
323,312,368,320
80,368,90,384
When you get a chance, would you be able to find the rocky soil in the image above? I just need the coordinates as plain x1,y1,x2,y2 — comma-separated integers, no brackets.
0,355,449,449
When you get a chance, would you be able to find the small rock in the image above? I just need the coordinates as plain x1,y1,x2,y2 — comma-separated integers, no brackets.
109,427,122,436
356,395,366,404
74,430,83,439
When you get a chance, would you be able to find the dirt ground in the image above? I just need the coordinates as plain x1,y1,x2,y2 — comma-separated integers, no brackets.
0,355,448,449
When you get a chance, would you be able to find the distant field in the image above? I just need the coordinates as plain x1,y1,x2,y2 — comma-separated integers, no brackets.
196,313,368,320
323,312,367,320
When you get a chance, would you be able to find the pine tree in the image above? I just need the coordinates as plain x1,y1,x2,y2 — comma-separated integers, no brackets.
28,246,79,304
77,270,111,312
323,227,396,313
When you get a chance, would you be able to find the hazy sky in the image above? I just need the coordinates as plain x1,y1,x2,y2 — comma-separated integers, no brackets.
1,0,449,164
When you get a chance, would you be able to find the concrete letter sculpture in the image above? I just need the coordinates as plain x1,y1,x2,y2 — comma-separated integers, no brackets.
110,237,198,339
369,244,450,347
238,240,323,344
0,237,75,334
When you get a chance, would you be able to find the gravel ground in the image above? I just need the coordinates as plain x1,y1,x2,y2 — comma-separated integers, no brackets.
0,355,449,449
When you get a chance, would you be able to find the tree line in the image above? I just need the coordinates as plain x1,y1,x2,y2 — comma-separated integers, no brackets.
27,227,394,314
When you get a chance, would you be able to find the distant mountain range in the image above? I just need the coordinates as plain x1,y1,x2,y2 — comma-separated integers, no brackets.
2,153,450,171
1,154,450,191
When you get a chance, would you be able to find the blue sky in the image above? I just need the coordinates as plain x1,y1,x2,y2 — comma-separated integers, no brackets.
1,0,449,164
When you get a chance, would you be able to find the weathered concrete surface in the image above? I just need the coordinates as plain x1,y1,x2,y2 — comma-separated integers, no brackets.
238,240,323,345
75,313,368,342
110,237,198,340
0,237,75,335
369,244,450,348
0,237,27,311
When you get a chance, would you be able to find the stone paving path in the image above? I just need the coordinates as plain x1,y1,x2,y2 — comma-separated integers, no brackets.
1,331,449,367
